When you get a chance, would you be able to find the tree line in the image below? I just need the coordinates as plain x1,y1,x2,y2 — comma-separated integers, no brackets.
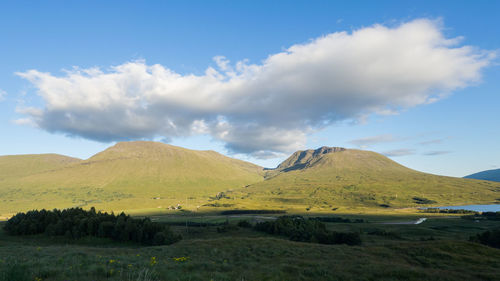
3,207,181,245
462,211,500,221
423,208,477,214
253,216,362,245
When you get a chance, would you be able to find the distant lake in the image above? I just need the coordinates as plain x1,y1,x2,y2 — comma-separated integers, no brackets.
434,204,500,212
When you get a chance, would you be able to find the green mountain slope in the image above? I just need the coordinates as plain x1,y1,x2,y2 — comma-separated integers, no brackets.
0,154,80,180
0,141,264,215
1,144,498,216
218,147,500,212
464,169,500,182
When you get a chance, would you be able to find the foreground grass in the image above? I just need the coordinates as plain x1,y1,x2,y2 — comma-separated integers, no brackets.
1,215,500,281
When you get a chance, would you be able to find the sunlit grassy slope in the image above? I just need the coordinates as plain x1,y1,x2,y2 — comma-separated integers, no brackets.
0,154,80,180
218,147,500,212
1,144,499,216
0,141,264,215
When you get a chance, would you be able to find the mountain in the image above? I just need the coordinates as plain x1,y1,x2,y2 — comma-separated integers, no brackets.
218,147,500,212
464,169,500,182
1,144,499,216
0,141,263,215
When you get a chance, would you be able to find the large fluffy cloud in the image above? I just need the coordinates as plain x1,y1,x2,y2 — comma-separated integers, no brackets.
16,19,495,157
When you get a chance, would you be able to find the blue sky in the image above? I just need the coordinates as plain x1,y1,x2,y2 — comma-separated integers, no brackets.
0,0,499,177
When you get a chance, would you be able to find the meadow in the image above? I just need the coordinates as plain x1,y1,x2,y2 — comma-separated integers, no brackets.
1,211,499,281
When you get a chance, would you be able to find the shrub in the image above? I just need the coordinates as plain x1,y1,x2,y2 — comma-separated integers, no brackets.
216,224,238,233
237,220,252,228
254,216,361,245
412,197,436,204
470,229,500,249
462,211,500,221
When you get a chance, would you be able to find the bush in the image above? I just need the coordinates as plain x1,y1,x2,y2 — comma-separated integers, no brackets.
254,216,361,245
367,229,402,239
462,211,500,221
470,229,500,249
216,224,238,233
315,231,362,245
3,207,181,245
237,220,252,228
413,197,436,204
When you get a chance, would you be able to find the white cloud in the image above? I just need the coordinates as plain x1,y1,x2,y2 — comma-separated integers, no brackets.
422,150,452,156
15,19,495,158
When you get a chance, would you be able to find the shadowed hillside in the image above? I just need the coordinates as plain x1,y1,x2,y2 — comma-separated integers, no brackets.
0,141,264,215
218,147,500,212
465,168,500,182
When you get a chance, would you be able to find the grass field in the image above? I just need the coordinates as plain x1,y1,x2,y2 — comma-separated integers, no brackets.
1,213,499,281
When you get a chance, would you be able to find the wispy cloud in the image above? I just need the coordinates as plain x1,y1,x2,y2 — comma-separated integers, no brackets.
422,150,452,156
383,148,416,157
418,137,451,145
0,89,6,101
16,19,495,158
349,134,399,148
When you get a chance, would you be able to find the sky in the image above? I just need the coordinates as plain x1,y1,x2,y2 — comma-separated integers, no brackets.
0,0,499,177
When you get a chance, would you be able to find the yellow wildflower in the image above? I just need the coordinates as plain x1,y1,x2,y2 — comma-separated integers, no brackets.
172,256,189,262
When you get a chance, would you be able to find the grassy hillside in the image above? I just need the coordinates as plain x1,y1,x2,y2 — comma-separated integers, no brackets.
465,168,500,182
0,141,264,216
0,154,80,180
214,147,500,213
1,144,499,216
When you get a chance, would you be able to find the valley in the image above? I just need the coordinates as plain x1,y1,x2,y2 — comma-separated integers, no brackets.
1,142,499,280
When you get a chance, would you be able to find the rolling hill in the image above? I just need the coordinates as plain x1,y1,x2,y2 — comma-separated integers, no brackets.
0,141,264,216
0,154,80,180
464,169,500,182
1,143,499,216
216,147,500,212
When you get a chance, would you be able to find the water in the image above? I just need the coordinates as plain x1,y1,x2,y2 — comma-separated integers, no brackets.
434,204,500,212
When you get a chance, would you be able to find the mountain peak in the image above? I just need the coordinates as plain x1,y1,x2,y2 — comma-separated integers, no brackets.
312,146,346,155
275,146,346,172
